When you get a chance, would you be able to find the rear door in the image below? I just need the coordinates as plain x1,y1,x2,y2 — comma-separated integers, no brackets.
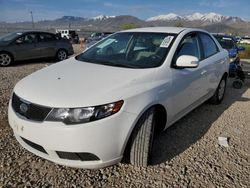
11,33,38,60
36,33,57,58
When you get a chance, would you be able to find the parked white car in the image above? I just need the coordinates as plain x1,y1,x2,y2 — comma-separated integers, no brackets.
239,37,250,44
8,27,229,168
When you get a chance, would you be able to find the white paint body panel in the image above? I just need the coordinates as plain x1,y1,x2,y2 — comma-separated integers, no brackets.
8,27,229,168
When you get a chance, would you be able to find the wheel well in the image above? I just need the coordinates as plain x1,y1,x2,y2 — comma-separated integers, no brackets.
223,72,228,79
153,104,167,133
122,104,167,163
0,51,14,61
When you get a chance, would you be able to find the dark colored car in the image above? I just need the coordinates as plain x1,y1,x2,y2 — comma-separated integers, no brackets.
0,31,74,66
213,34,245,76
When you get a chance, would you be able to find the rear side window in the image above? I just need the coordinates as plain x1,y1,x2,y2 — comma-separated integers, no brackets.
39,33,55,42
199,33,218,58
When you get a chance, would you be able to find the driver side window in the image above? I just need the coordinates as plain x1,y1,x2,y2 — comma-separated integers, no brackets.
176,34,201,60
16,34,37,44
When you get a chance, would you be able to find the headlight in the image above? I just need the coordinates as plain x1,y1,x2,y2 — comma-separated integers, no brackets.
46,100,124,125
229,58,236,63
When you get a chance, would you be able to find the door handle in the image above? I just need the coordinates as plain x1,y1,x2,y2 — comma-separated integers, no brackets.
220,60,225,64
201,70,207,75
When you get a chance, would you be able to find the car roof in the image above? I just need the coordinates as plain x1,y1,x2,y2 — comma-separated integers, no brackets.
120,27,192,34
14,31,55,35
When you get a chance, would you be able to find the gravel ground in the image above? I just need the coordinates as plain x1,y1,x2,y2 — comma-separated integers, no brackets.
0,53,249,187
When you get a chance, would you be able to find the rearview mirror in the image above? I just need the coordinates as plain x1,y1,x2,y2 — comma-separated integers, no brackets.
176,55,199,68
237,46,245,52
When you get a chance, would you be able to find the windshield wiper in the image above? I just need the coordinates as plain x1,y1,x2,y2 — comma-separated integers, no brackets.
75,56,139,68
98,61,139,68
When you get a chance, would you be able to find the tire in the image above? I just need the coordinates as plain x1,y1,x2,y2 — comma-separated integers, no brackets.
126,108,156,167
56,49,68,61
232,79,243,89
0,53,13,67
209,76,227,104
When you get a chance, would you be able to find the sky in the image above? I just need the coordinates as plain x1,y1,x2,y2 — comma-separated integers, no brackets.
0,0,250,22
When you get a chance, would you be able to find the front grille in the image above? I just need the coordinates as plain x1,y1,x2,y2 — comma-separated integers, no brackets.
21,137,47,154
56,151,100,161
12,93,52,122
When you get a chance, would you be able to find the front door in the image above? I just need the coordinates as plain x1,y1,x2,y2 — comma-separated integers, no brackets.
12,33,38,60
169,33,204,122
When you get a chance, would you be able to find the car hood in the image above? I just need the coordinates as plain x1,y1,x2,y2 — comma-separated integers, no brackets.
14,58,158,108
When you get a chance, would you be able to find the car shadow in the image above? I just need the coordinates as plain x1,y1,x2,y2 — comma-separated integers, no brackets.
151,79,250,165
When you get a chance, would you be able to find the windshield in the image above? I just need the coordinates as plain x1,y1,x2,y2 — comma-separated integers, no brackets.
0,32,22,42
215,36,235,49
76,32,176,68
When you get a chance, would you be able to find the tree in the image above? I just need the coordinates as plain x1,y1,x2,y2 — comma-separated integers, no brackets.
121,23,137,30
175,22,184,27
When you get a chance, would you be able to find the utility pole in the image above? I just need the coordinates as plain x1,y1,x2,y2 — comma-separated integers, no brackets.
30,11,34,29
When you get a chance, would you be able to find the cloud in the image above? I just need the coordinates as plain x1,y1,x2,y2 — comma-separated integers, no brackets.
199,0,236,8
102,2,160,18
103,2,114,7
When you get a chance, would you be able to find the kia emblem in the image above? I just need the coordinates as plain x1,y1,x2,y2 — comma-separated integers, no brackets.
20,103,28,113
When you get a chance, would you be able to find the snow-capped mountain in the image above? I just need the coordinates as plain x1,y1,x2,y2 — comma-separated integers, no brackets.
200,13,229,22
147,13,183,21
91,15,116,20
147,12,237,23
185,13,205,21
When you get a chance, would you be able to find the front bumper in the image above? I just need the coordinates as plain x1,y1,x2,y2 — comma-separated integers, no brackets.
8,102,137,169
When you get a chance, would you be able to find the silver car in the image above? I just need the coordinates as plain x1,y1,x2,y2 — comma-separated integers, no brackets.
0,31,74,66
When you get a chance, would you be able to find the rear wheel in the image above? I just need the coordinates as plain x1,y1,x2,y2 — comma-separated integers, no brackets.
209,76,227,104
0,53,12,66
126,108,156,167
56,49,68,61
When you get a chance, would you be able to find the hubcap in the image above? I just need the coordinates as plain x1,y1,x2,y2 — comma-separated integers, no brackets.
58,51,67,61
218,79,226,100
0,54,11,66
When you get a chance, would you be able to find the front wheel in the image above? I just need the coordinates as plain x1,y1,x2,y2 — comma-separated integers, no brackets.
209,76,227,104
56,50,68,61
125,108,156,167
0,53,13,67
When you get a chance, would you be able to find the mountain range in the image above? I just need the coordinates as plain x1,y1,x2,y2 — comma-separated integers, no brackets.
146,12,243,23
1,12,249,36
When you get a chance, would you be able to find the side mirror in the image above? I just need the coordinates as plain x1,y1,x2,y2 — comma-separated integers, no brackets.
237,46,245,52
176,55,199,68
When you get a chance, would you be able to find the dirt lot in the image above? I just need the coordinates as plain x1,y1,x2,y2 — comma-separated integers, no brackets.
0,52,249,187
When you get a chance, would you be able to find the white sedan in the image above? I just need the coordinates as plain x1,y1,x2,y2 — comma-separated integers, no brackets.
8,27,229,168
